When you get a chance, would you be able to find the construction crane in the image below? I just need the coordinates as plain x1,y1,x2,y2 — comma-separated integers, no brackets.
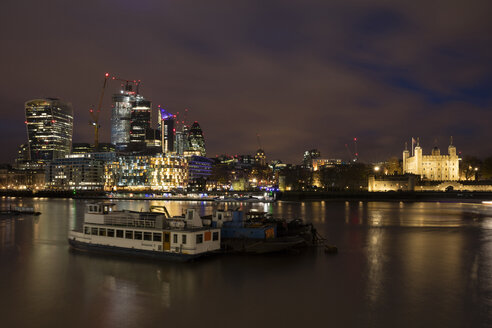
344,137,359,162
111,76,141,94
89,72,110,150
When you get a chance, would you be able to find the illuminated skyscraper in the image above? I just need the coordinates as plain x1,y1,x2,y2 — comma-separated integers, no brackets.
111,82,151,151
159,107,175,154
187,121,206,157
111,84,134,150
24,98,73,162
129,95,151,147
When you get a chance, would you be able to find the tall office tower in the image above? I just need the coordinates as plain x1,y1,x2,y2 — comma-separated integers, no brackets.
159,107,175,154
187,121,206,157
111,83,136,150
25,98,73,162
129,95,151,147
174,124,190,155
303,149,320,169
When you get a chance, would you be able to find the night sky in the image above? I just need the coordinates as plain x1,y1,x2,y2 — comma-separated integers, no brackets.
1,0,491,164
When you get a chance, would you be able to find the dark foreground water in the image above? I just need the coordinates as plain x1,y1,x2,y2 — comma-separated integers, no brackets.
1,198,491,328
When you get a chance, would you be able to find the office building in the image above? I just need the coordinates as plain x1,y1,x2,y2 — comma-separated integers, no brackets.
25,98,73,162
45,153,106,191
129,95,152,147
187,121,206,157
159,107,175,154
104,154,188,191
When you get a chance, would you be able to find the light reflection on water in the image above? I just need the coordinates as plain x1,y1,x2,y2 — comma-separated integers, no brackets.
0,198,491,327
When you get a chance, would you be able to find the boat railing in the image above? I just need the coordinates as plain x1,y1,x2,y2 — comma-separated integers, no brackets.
102,216,156,228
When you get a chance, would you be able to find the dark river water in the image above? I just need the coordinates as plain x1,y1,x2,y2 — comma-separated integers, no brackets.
1,197,491,328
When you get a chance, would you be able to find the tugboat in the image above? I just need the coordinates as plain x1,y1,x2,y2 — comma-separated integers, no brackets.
68,203,221,261
201,209,317,254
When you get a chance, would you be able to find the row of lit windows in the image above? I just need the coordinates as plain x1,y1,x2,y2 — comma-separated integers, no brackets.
84,226,218,244
84,226,163,241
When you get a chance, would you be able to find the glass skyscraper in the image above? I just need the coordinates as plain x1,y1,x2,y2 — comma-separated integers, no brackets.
129,95,151,147
188,121,206,157
111,84,151,151
159,107,175,154
24,98,73,162
111,85,134,150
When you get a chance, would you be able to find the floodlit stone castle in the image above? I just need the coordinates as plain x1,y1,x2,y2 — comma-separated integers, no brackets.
403,138,459,181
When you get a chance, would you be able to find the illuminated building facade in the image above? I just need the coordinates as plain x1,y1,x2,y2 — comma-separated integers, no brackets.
188,155,213,180
129,95,152,147
25,98,73,162
174,130,187,155
312,158,343,171
403,138,459,181
187,122,206,156
72,143,93,154
111,86,133,149
303,149,320,169
105,154,188,191
254,149,266,166
159,107,175,154
45,154,106,190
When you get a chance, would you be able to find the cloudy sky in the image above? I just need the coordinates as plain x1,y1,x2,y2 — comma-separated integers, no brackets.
1,0,491,163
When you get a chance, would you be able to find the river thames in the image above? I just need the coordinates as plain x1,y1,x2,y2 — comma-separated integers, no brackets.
0,198,491,327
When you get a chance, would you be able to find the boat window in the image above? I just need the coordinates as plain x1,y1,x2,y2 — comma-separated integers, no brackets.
99,228,106,236
144,232,152,241
182,234,187,244
116,230,124,238
173,234,178,243
91,227,98,235
196,234,203,244
107,229,115,237
134,231,143,240
84,226,90,234
125,230,133,239
213,231,219,241
153,233,162,242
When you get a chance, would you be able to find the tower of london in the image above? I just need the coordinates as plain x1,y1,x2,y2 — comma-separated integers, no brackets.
403,138,459,181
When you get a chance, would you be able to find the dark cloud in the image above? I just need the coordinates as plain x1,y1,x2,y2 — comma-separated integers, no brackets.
1,0,491,164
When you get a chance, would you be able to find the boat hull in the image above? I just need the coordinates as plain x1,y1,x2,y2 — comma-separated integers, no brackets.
221,236,307,254
68,238,205,262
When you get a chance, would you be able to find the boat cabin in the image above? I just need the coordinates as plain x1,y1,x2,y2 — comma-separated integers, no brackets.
86,203,117,214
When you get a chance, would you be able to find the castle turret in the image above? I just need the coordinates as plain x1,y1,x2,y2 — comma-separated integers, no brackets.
414,138,423,177
448,136,456,157
403,146,410,173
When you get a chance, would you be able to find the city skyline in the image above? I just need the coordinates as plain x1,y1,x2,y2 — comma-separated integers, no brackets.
1,1,491,164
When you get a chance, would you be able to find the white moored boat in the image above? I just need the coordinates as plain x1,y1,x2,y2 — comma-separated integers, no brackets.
68,203,221,261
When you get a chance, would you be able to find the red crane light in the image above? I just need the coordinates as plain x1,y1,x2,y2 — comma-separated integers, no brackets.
105,73,109,77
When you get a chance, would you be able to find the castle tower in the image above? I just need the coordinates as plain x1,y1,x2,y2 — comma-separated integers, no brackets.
403,142,410,173
414,138,423,177
448,136,456,157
